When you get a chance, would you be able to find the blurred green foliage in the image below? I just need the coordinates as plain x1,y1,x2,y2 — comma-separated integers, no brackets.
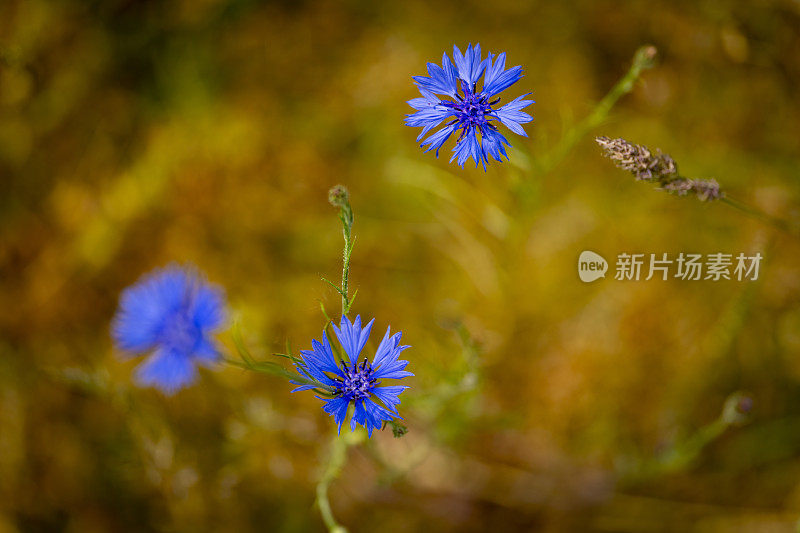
2,0,800,531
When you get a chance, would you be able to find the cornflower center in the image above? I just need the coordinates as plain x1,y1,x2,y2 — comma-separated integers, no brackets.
336,358,377,400
440,80,501,140
162,311,200,354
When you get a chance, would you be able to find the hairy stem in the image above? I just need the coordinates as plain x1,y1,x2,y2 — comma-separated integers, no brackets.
329,185,355,316
315,186,360,533
341,214,353,316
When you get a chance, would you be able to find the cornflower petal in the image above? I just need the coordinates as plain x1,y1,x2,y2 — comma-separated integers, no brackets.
332,315,374,365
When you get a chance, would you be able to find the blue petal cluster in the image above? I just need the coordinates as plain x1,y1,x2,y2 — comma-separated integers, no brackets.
111,265,227,394
292,315,412,437
405,43,534,170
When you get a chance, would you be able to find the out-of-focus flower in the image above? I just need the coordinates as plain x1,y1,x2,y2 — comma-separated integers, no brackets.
111,265,228,394
292,315,412,437
405,43,534,170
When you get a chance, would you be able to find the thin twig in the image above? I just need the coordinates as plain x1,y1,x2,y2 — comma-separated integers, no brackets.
720,196,797,237
538,45,657,174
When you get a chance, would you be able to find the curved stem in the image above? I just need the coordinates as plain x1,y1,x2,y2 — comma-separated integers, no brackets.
538,45,657,174
315,434,350,533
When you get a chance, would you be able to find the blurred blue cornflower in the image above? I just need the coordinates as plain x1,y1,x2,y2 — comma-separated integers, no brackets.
292,315,412,437
111,264,228,394
405,43,534,169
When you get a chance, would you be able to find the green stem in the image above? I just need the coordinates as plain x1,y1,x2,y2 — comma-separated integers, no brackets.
341,212,353,316
315,434,351,533
622,393,750,484
720,196,797,237
329,185,355,317
315,421,366,533
315,186,361,533
539,45,657,174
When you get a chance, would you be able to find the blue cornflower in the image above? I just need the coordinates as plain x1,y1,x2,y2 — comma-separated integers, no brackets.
111,264,228,394
291,315,412,437
405,43,534,170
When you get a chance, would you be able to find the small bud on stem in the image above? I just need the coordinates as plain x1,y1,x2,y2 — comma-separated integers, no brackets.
328,185,355,316
328,184,350,209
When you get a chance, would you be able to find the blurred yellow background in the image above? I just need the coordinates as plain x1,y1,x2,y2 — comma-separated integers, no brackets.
2,0,800,531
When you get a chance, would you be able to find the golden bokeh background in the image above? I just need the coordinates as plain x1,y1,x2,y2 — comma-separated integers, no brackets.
2,0,800,531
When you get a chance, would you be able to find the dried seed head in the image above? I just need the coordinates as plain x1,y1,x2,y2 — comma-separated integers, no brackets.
661,178,723,202
596,136,723,202
596,136,678,181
